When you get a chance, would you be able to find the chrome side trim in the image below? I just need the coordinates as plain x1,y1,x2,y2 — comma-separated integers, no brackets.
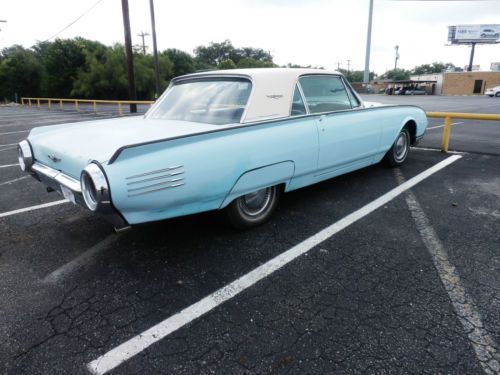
127,177,185,193
126,165,183,179
32,162,81,192
128,182,185,197
126,171,184,185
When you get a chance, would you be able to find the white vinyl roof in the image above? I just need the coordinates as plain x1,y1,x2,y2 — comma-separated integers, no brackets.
174,68,344,123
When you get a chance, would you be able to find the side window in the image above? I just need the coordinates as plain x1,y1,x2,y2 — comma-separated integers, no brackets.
298,76,352,113
291,85,307,116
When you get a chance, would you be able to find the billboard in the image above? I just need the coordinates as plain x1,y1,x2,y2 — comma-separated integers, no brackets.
448,24,500,44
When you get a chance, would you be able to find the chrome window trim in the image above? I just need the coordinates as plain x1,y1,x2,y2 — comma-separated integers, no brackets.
31,162,81,192
288,83,309,117
342,77,362,108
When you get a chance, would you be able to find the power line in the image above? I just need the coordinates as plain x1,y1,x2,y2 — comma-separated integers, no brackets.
41,0,104,43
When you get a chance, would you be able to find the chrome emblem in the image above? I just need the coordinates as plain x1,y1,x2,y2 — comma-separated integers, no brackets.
48,154,61,163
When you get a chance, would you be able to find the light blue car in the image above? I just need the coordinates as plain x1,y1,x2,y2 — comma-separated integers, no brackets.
18,68,427,230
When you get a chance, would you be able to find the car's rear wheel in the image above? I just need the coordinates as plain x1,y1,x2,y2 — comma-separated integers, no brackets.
495,92,500,97
225,185,280,229
384,128,410,167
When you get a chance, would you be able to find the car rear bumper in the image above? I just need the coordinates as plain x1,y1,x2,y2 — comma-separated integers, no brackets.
30,162,129,230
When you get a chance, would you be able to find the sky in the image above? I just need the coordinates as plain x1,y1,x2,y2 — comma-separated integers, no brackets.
1,0,499,75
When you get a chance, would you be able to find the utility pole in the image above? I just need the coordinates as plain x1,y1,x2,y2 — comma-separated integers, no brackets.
121,0,137,113
337,61,342,71
394,45,399,71
149,0,161,99
347,59,351,73
137,31,150,55
363,0,374,84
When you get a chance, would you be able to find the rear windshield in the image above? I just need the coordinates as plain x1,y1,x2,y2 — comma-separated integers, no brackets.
147,78,252,125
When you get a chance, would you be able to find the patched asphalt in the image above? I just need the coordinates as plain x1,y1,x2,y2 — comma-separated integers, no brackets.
0,99,499,374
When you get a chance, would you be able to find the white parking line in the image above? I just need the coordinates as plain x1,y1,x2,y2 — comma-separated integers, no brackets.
412,147,466,155
0,143,18,147
427,121,464,130
0,199,68,218
0,176,29,186
0,130,30,135
0,146,16,152
395,169,500,374
87,155,462,375
43,234,121,283
0,163,19,169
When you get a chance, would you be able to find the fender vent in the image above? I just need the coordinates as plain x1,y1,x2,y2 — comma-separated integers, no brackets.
126,165,185,197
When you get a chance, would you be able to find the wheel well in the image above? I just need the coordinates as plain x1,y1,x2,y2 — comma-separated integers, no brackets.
404,120,417,145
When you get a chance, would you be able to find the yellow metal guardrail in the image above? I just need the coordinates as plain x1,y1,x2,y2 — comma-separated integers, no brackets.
21,97,155,116
426,112,500,152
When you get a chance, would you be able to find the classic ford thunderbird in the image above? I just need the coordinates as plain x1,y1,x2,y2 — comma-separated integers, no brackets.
18,68,427,230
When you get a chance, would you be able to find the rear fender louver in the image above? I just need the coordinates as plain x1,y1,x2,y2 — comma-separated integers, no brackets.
126,165,185,197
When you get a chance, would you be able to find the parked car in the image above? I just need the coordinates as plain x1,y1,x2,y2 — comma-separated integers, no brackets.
405,89,426,95
485,86,500,97
480,29,500,38
18,68,428,230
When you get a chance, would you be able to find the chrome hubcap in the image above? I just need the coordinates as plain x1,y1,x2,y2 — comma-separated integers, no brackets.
394,132,408,162
239,187,273,216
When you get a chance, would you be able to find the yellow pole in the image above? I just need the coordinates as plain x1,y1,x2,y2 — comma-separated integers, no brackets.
21,98,25,106
37,99,40,109
59,100,63,110
75,101,80,112
441,116,452,152
118,102,123,116
29,99,32,107
48,100,51,110
93,101,97,114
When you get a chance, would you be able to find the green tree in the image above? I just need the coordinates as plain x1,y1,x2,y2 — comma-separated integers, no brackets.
412,62,455,75
194,40,274,68
72,43,173,100
71,44,128,99
218,59,237,70
35,38,99,97
0,45,42,101
381,68,411,81
163,48,196,78
194,39,235,67
338,69,375,83
236,58,275,69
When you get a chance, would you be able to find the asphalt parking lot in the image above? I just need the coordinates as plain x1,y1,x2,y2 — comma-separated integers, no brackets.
1,99,499,374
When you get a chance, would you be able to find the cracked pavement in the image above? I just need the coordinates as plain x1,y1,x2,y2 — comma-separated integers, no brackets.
0,101,499,374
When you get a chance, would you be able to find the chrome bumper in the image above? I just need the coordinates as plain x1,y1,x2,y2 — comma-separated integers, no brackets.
30,162,129,230
32,162,81,193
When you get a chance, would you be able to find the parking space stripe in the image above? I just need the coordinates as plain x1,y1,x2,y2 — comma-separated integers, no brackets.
43,234,121,283
412,147,466,155
0,163,19,169
87,155,462,375
427,121,464,130
0,130,30,135
0,199,68,218
0,176,29,186
395,169,500,374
